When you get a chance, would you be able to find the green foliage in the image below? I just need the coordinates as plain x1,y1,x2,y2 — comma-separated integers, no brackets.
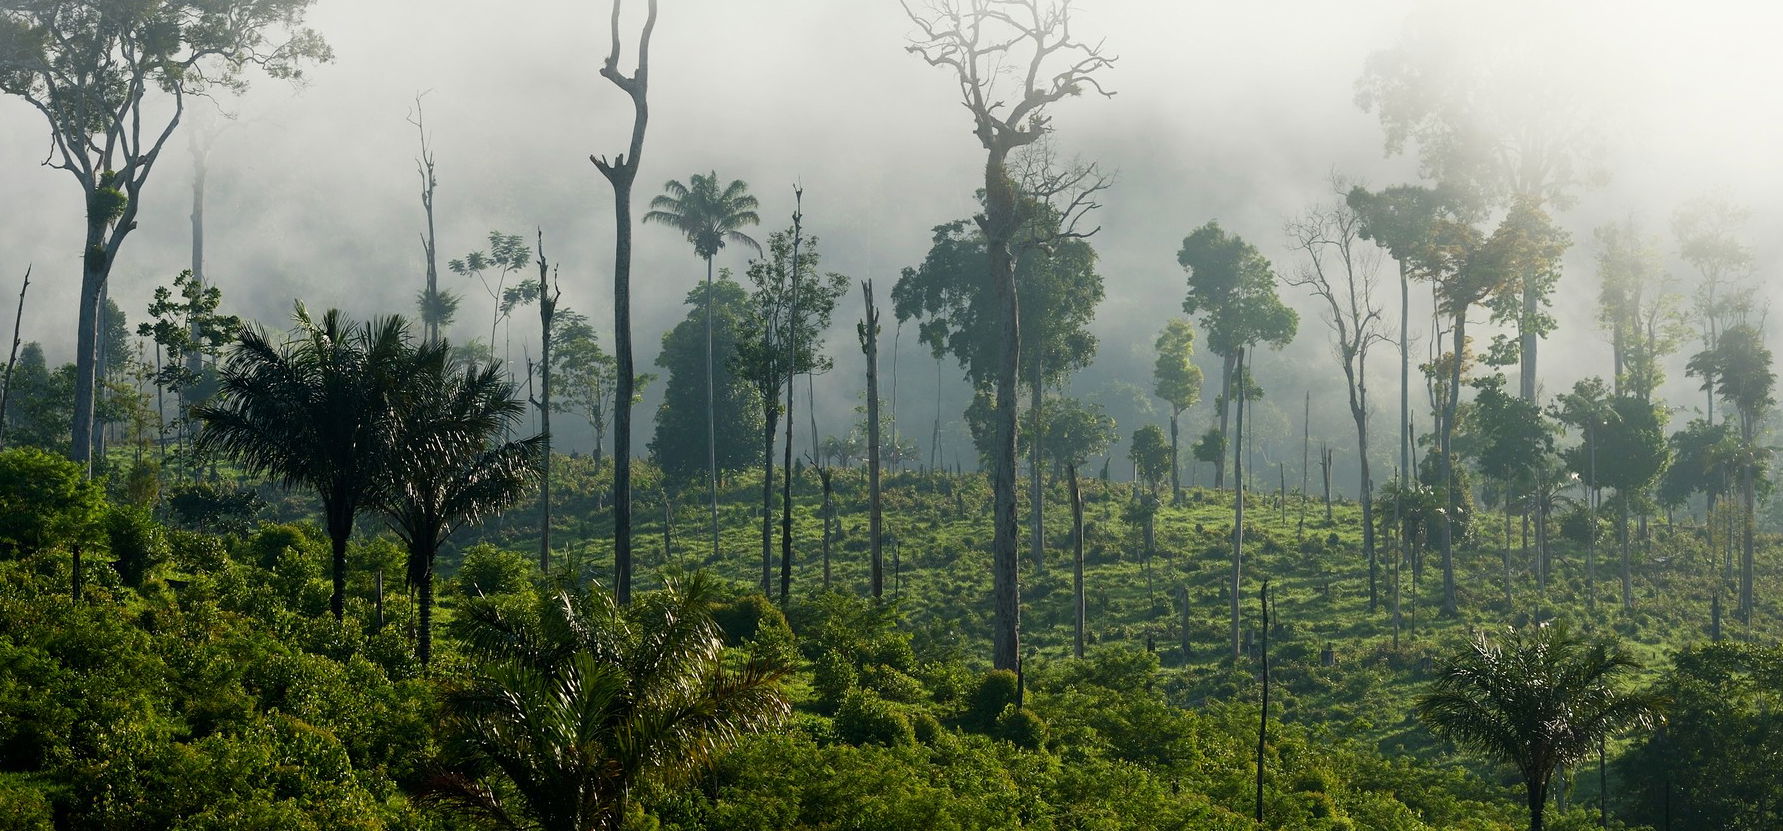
455,543,536,598
104,505,166,588
967,669,1021,732
1621,642,1783,828
1177,221,1297,358
650,276,758,479
835,689,915,746
644,172,763,262
1128,425,1172,493
1152,317,1203,415
892,213,1103,394
0,447,104,556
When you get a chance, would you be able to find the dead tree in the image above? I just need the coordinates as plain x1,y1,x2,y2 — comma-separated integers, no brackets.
860,279,885,598
903,0,1114,670
411,95,444,343
1287,186,1387,611
780,188,805,606
531,231,563,571
0,267,30,450
590,0,659,605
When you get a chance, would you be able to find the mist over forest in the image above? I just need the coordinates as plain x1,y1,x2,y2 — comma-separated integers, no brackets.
8,2,1783,829
5,0,1780,489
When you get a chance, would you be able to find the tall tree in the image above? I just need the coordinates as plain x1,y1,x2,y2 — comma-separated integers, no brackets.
1287,187,1388,612
1553,377,1616,612
449,232,530,368
644,172,761,564
1349,183,1455,622
559,315,651,470
1176,222,1298,489
1690,324,1775,622
410,96,453,343
0,267,29,451
193,308,408,621
0,1,330,471
1673,196,1755,427
732,228,846,601
377,344,542,665
1152,318,1203,506
1358,5,1604,400
860,279,885,598
1465,374,1555,605
427,575,789,831
648,277,754,480
902,0,1113,672
1594,219,1679,401
1416,624,1660,831
500,232,563,570
589,0,658,605
893,176,1106,575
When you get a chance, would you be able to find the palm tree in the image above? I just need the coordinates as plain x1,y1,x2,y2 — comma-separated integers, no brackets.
193,307,411,621
424,573,789,831
644,173,761,563
377,342,543,665
1416,624,1662,831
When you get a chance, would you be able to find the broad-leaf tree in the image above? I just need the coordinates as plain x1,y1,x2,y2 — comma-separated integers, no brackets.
1690,323,1775,622
0,0,330,471
732,228,846,601
1151,318,1202,506
649,277,753,479
901,0,1113,672
1176,222,1297,489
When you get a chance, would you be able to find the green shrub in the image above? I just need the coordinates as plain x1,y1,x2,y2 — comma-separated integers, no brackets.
0,448,104,557
834,690,913,747
993,706,1047,750
453,543,535,598
105,505,167,588
811,651,857,713
713,593,785,645
967,669,1020,731
860,663,927,704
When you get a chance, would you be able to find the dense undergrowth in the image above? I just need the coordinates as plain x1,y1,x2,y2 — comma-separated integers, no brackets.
3,447,1776,828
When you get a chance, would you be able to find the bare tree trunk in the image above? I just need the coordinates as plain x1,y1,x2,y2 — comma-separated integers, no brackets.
780,190,804,608
1300,391,1310,537
1321,446,1334,522
706,255,720,561
590,0,659,606
72,209,110,473
861,280,884,598
1742,415,1756,622
0,267,30,450
1231,347,1248,659
819,466,833,591
1030,355,1045,571
1070,464,1085,659
986,148,1023,672
1440,309,1465,616
536,233,560,572
1215,351,1235,489
760,410,777,596
1170,409,1182,506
